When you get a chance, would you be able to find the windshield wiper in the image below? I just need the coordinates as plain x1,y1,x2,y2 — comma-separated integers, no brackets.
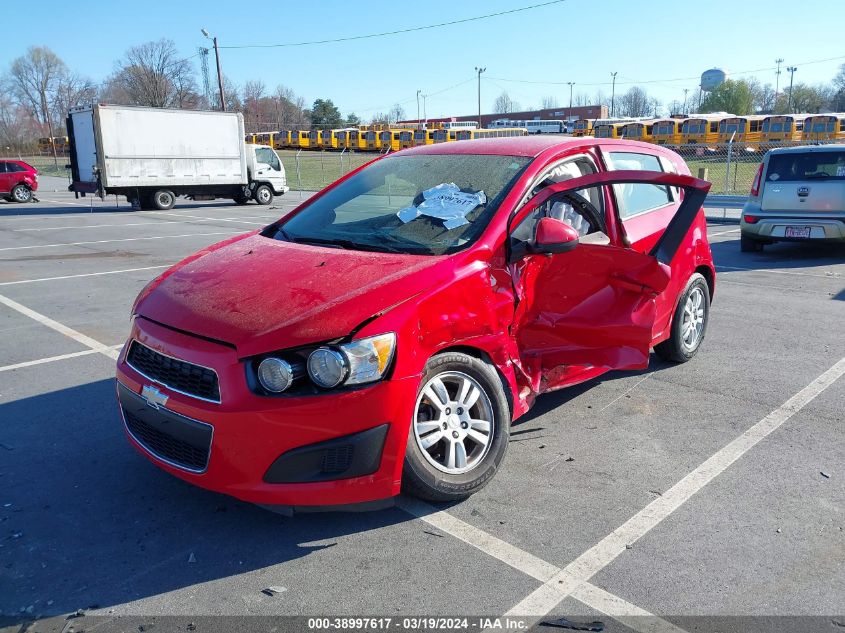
289,236,412,254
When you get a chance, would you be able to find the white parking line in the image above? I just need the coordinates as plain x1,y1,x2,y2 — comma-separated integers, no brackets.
717,264,842,279
500,356,845,621
569,583,689,633
0,345,124,373
141,211,267,226
402,356,845,629
0,265,171,286
398,498,685,632
707,228,740,238
0,231,241,252
0,293,121,361
13,215,272,231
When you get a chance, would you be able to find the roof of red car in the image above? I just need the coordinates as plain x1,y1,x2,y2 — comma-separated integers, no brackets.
400,136,657,158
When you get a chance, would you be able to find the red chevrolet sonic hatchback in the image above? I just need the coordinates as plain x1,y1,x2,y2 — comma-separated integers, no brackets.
116,137,714,509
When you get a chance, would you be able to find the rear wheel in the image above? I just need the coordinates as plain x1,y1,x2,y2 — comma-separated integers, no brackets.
11,184,32,203
654,273,710,363
253,185,273,205
233,191,251,205
740,235,763,252
402,352,510,502
151,189,175,211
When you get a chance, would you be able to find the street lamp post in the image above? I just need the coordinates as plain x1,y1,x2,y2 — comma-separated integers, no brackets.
421,94,427,123
201,28,226,111
787,66,797,111
774,57,784,104
474,67,486,124
683,88,689,114
610,72,618,117
567,81,575,113
416,90,422,127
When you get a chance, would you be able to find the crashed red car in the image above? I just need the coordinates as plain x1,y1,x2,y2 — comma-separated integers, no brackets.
116,137,714,510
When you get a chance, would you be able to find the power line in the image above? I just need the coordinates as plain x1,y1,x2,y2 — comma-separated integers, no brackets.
218,0,567,49
487,54,845,88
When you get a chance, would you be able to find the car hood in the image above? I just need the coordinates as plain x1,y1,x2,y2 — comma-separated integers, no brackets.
135,233,443,357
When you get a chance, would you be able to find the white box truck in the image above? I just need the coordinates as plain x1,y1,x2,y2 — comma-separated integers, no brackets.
67,104,289,210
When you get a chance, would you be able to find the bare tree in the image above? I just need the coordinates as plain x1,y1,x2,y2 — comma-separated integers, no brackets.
242,79,266,128
541,95,559,109
53,73,98,123
618,86,651,117
388,103,406,123
493,91,514,114
573,92,591,107
0,86,39,152
272,84,309,129
9,46,67,135
107,39,198,108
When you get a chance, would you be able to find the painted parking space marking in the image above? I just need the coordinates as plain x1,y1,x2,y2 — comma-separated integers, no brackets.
0,293,121,361
496,356,845,622
0,265,171,286
398,498,686,632
0,231,241,252
0,345,124,373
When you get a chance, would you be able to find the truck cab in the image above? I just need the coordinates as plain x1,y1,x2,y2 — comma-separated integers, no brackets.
247,145,289,204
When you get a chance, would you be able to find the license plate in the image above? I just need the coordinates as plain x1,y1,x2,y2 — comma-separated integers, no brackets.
785,226,811,238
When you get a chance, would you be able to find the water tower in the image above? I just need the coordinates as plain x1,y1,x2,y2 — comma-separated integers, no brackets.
700,68,727,92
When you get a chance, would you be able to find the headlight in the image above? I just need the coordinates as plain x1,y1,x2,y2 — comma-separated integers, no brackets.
340,333,396,385
257,357,294,393
307,333,396,389
307,348,349,388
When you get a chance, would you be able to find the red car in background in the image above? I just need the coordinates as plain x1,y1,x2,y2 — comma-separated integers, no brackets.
116,137,714,510
0,160,38,203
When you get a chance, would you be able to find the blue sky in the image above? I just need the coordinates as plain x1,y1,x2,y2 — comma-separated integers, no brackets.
3,0,843,119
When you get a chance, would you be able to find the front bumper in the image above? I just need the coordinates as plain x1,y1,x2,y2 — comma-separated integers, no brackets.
116,317,418,507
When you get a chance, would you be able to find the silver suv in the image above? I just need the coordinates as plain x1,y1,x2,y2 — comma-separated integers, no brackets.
740,144,845,252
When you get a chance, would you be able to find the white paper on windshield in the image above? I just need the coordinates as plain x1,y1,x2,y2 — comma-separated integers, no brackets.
837,165,845,176
397,183,487,229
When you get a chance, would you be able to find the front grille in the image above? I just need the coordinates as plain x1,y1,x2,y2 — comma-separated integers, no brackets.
127,341,220,402
124,408,211,472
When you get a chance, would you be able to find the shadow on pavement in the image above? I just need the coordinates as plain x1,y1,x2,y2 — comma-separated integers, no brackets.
0,378,416,618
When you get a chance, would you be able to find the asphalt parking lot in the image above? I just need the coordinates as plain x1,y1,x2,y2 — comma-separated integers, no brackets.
1,182,844,633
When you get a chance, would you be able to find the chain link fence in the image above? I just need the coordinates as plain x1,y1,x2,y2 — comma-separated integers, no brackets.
275,149,378,195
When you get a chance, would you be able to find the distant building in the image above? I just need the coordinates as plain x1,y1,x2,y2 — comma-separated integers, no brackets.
399,104,609,127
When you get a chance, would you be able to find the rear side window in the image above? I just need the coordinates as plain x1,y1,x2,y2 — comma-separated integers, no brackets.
766,152,845,182
7,163,26,173
605,151,672,218
0,163,7,173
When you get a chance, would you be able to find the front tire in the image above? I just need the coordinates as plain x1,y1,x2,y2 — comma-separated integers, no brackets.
11,184,32,203
253,184,273,205
654,272,710,363
402,352,510,502
151,189,175,211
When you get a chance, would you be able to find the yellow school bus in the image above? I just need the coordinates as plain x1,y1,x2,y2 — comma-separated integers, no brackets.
619,121,655,143
572,119,593,136
717,115,765,147
291,130,310,149
761,115,809,146
680,115,724,145
593,122,628,139
412,128,432,146
378,130,400,152
321,129,338,150
272,131,292,149
255,131,279,147
651,119,683,145
305,129,322,149
362,130,380,151
802,114,845,141
244,133,256,144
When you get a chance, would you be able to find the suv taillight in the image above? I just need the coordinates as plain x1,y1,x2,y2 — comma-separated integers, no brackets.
750,163,764,197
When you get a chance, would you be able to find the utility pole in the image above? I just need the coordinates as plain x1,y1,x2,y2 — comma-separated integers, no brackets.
610,72,618,117
202,29,226,111
474,67,486,124
774,57,784,104
787,66,797,111
683,88,689,114
421,94,427,122
416,89,422,127
567,81,575,113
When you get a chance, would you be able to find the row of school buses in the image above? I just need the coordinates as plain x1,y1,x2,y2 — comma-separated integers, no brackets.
574,113,845,148
36,136,70,155
245,121,532,152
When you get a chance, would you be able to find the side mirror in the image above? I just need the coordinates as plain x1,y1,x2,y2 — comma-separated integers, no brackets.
533,217,580,255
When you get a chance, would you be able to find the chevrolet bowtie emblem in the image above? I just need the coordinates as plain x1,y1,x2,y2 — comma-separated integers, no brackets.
141,385,169,410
